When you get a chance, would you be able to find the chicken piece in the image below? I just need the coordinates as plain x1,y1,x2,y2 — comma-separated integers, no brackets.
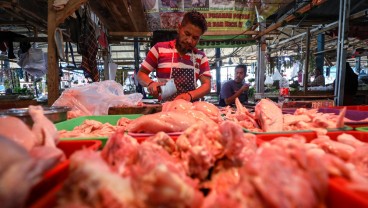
0,135,60,208
219,121,257,165
176,122,223,180
337,133,365,148
57,149,136,207
162,99,193,112
192,101,222,123
245,145,320,208
145,131,177,155
28,105,59,147
255,99,283,132
283,114,311,126
127,110,215,133
349,145,368,178
128,142,203,208
202,171,263,208
116,117,131,127
311,137,356,161
0,116,36,151
101,131,139,176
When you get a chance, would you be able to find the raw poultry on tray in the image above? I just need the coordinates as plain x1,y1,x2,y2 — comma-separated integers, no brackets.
223,98,347,133
55,119,368,207
0,105,66,207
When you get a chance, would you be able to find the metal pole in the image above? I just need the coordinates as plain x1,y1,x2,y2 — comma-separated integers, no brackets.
215,48,221,95
303,27,311,93
316,33,325,72
256,22,266,93
334,0,350,106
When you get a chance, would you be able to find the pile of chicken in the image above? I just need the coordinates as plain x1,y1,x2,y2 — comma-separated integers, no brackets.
0,105,65,207
58,98,348,139
223,98,346,133
56,116,368,207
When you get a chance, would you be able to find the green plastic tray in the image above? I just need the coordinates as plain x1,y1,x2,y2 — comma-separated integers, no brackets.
356,127,368,132
244,125,353,135
56,114,142,147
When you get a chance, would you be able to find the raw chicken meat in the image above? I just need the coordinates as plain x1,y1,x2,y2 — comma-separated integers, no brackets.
337,133,366,148
311,137,356,161
245,145,320,208
176,122,223,180
349,145,368,178
219,121,257,165
145,131,177,154
0,116,36,151
127,110,216,133
101,130,140,176
0,135,60,208
57,149,136,208
130,142,203,208
163,99,222,123
59,119,123,138
255,99,283,132
162,99,193,112
28,105,59,147
192,101,222,123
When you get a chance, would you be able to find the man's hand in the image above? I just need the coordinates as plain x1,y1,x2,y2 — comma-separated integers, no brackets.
174,92,192,102
147,82,164,97
240,83,250,92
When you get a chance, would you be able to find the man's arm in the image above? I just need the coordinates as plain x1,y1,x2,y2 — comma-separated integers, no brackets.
224,84,249,106
174,75,211,101
137,67,162,97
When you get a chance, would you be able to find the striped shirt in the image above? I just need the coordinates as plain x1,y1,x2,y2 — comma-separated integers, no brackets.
141,39,211,82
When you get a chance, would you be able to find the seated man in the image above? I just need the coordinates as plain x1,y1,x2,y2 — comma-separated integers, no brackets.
309,68,325,86
219,64,249,107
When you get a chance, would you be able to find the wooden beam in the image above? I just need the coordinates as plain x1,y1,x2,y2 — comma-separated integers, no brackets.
256,0,328,39
56,0,88,25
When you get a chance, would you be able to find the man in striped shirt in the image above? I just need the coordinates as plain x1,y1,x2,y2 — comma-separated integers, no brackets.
137,11,212,102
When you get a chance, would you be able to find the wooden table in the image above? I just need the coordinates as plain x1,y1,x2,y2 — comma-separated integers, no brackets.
284,95,335,101
108,104,162,115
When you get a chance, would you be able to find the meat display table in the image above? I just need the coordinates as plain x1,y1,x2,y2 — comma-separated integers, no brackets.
108,104,162,115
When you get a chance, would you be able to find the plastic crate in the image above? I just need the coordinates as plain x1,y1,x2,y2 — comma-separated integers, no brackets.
26,140,102,207
56,114,142,147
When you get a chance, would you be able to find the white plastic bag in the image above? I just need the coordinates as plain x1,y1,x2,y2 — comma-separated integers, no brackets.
53,80,143,118
272,69,282,81
17,48,47,77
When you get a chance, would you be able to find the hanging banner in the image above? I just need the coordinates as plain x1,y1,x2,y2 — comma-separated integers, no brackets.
142,0,292,32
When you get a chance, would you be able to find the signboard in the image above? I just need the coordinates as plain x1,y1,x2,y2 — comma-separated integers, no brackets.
142,0,290,32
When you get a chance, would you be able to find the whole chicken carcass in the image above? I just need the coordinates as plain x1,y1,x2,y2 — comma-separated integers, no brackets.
0,116,36,151
255,99,283,132
0,135,60,208
28,105,59,147
127,110,216,134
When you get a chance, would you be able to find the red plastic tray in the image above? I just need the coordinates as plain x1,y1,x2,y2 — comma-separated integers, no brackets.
256,130,368,143
327,176,368,208
328,105,368,111
27,140,102,207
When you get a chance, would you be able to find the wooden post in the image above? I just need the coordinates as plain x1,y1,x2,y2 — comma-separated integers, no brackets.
47,0,59,106
47,0,88,105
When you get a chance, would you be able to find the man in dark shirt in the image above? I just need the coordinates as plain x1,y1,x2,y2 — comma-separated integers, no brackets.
219,64,249,106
